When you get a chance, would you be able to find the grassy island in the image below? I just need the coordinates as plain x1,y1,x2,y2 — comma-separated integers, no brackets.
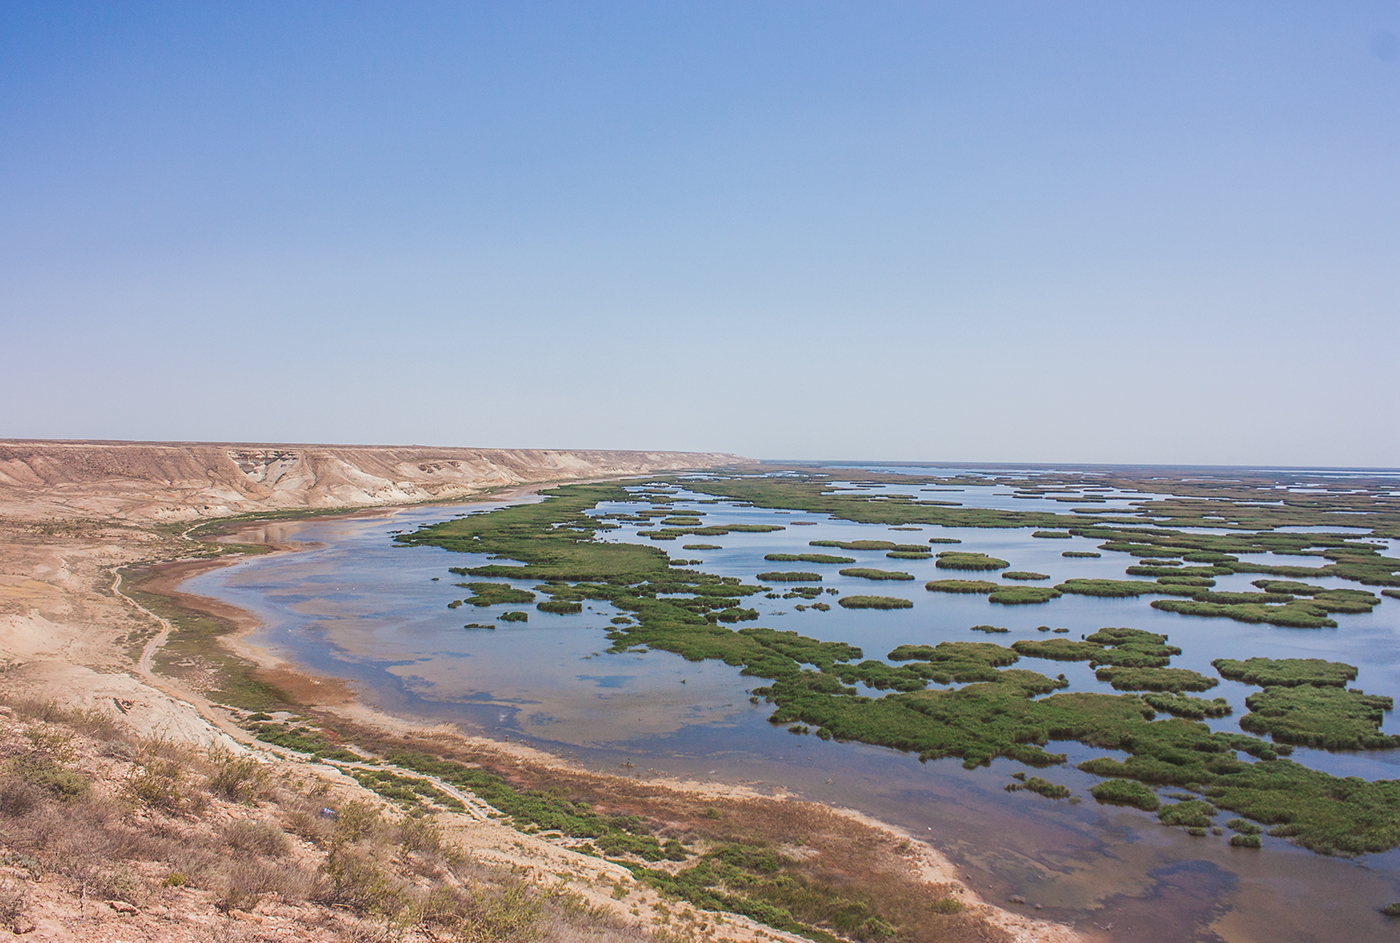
989,586,1062,605
1239,686,1400,750
935,552,1010,571
837,596,914,610
757,571,823,583
1001,571,1050,581
454,582,537,607
840,568,915,581
765,553,856,564
924,580,998,594
1213,657,1358,688
811,540,926,552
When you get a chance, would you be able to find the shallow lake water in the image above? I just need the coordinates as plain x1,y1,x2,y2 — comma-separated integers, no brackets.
185,473,1400,942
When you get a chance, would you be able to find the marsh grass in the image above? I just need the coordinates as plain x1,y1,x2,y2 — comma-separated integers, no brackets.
935,553,1010,571
766,553,856,564
840,568,915,581
838,596,914,610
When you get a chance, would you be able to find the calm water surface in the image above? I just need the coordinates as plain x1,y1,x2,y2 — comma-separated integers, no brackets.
185,478,1400,942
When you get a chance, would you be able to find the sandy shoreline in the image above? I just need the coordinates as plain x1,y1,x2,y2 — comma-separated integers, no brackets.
145,494,1085,943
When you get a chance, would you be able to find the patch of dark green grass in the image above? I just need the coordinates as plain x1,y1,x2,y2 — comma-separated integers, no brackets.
684,544,723,550
1089,780,1160,811
765,553,856,564
840,568,915,581
1213,657,1358,688
1032,531,1072,539
988,586,1062,605
1056,579,1195,599
935,552,1010,571
1001,571,1050,581
757,572,823,583
886,550,933,559
924,579,997,594
970,625,1009,634
1240,686,1400,750
810,540,925,552
498,611,529,623
456,582,537,607
1005,775,1071,799
1063,551,1101,558
1094,666,1218,693
1158,800,1217,829
537,599,583,615
1142,692,1233,719
837,596,913,610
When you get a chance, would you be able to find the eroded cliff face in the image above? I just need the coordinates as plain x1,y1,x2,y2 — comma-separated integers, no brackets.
0,441,747,521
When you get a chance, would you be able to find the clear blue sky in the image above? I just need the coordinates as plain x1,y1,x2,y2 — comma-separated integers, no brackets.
3,2,1397,466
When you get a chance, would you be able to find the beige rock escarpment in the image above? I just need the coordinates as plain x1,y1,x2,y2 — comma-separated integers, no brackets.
0,440,747,521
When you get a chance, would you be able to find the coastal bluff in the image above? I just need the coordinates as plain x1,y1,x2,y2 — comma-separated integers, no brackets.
0,440,747,522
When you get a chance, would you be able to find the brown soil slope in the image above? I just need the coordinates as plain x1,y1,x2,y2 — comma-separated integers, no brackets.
0,440,746,522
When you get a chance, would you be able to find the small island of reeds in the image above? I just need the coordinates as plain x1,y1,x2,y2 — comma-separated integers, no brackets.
837,595,914,610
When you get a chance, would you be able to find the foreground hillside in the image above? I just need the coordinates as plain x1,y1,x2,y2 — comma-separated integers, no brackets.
0,440,745,521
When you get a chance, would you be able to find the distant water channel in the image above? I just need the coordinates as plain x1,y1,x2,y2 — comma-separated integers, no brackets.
185,470,1400,942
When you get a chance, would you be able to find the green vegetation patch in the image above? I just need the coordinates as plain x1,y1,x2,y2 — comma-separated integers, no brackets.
935,552,1010,571
988,586,1062,605
924,579,997,594
457,582,536,607
1094,666,1219,693
1158,800,1218,829
971,624,1010,634
886,550,933,560
1063,551,1102,558
840,568,915,582
536,599,583,615
1013,628,1181,669
1126,565,1229,578
757,572,823,583
1142,692,1233,719
683,543,723,550
250,723,362,762
498,611,529,623
811,540,924,552
765,553,856,564
1002,571,1050,581
632,840,902,942
1033,531,1073,539
1056,579,1195,599
1213,657,1358,688
1151,599,1334,629
1252,580,1328,595
1005,775,1071,799
1089,779,1160,811
838,596,913,610
1240,686,1400,750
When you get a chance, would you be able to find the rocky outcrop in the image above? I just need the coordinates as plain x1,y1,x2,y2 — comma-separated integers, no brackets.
0,440,748,521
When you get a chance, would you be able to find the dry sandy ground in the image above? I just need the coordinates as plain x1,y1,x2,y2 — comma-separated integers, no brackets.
0,441,1082,943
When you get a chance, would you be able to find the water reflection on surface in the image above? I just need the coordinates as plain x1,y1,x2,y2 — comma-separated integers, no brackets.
185,480,1400,942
